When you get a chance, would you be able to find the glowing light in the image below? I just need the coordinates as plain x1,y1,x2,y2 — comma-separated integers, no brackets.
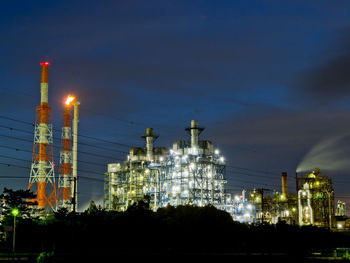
40,62,50,66
159,157,164,162
11,208,19,217
215,149,219,155
65,95,75,106
247,204,252,210
220,157,224,162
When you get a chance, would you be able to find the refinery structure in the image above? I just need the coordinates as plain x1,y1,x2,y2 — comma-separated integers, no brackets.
5,61,344,229
104,120,228,213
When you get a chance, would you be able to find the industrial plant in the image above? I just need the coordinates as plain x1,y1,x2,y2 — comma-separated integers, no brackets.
104,120,227,211
297,168,335,227
2,62,346,229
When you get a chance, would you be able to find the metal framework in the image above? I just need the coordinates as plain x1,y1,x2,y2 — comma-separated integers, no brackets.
104,121,233,214
156,149,226,207
58,97,75,210
29,62,57,213
297,168,334,227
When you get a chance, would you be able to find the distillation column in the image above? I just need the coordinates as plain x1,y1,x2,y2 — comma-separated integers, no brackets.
29,62,57,212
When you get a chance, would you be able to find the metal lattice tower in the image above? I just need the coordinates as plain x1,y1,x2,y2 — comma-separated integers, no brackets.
29,62,57,213
58,96,75,210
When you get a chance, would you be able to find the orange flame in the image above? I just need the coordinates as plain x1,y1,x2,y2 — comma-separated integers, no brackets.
65,95,75,106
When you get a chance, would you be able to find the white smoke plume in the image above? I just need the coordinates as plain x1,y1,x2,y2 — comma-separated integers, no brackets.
297,133,350,173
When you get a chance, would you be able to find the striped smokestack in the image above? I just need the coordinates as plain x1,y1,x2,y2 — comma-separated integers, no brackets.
29,62,57,212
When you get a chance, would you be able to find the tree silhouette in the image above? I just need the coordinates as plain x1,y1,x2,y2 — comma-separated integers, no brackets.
0,187,38,221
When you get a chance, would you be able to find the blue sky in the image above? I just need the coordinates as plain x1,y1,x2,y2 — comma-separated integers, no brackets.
1,0,350,211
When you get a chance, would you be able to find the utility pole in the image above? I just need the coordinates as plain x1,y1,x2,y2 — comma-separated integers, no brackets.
296,172,299,223
261,188,264,224
72,177,77,213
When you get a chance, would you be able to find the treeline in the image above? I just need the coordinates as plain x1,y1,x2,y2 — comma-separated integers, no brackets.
1,191,350,259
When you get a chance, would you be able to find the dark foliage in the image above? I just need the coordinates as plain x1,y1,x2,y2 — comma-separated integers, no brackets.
1,194,350,260
0,187,39,224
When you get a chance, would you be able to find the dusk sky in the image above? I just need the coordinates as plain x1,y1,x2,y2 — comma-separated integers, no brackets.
1,0,350,211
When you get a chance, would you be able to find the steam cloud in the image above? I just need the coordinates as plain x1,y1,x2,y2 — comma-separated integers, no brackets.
297,134,350,173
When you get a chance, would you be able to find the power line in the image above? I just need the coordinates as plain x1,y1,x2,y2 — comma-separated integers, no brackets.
0,144,114,168
0,155,103,177
0,114,134,149
0,123,129,155
0,161,105,182
226,172,282,188
226,165,280,177
0,133,123,160
226,168,279,180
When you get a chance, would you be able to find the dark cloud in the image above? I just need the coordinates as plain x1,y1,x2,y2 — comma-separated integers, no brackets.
206,108,350,172
297,28,350,104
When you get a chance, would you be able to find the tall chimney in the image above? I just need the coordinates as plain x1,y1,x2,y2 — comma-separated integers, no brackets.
29,62,57,212
142,128,158,161
191,120,199,149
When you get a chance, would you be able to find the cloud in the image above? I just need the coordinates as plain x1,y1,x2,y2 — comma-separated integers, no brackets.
296,27,350,104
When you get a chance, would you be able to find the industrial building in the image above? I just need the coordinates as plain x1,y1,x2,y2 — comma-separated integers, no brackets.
246,169,335,227
104,120,249,218
220,190,255,223
297,168,335,227
104,128,167,211
104,122,338,227
247,172,298,224
336,200,346,216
